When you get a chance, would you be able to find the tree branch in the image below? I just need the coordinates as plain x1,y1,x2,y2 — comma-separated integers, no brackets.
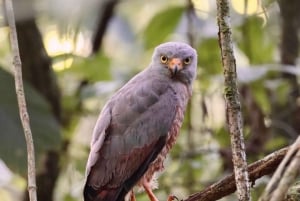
92,0,119,54
4,0,37,201
259,137,300,201
183,147,288,201
216,0,251,200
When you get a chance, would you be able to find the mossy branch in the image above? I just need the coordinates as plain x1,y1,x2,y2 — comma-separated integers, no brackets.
216,0,251,200
183,147,288,201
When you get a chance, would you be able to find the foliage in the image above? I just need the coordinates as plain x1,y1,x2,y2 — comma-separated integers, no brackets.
59,53,111,82
235,16,275,64
143,6,185,49
197,38,222,75
0,69,61,175
0,0,299,201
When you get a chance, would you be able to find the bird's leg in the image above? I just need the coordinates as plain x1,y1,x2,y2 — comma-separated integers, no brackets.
143,181,179,201
143,182,159,201
129,190,136,201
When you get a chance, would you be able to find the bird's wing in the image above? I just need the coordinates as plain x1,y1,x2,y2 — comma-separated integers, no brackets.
84,78,179,201
85,105,111,177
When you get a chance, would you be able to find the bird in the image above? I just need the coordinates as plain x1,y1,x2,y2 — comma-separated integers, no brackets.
83,41,197,201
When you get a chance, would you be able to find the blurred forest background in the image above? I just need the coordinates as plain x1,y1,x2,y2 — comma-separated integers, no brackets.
0,0,300,200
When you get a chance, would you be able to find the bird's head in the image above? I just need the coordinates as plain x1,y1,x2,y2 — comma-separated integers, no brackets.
151,42,197,84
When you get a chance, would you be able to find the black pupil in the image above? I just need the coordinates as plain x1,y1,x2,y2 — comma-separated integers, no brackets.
185,58,190,63
162,56,167,61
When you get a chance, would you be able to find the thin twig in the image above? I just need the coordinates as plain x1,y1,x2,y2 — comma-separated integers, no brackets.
183,147,288,201
259,137,300,201
4,0,37,201
216,0,251,200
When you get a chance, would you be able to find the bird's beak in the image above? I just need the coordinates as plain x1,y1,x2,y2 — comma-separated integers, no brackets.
168,58,183,76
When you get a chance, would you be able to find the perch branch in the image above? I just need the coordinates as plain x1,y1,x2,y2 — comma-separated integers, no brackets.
259,137,300,201
183,147,288,201
216,0,250,200
4,0,37,201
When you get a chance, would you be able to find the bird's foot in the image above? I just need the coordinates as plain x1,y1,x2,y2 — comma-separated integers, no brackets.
167,195,180,201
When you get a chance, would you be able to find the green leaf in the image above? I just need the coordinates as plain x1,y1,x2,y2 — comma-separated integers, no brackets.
250,81,271,114
265,135,288,151
215,127,231,147
60,53,111,82
0,69,61,175
143,6,185,49
273,80,290,106
236,16,275,64
197,38,222,75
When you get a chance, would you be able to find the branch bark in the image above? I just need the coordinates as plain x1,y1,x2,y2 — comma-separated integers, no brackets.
183,147,288,201
4,0,37,201
216,0,251,200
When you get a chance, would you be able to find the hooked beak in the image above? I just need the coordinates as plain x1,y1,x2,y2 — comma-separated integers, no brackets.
168,58,183,76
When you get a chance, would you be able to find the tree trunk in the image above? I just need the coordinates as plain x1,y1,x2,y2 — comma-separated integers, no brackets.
277,0,300,135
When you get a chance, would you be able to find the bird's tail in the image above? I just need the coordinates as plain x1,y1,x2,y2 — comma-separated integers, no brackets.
83,185,125,201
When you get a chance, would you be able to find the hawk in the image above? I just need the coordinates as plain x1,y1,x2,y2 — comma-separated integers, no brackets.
84,42,197,201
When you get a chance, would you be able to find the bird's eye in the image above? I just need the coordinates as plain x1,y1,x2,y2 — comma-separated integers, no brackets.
160,55,168,64
184,57,191,64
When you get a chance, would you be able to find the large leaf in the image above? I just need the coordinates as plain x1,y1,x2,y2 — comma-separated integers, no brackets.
197,38,222,75
0,69,61,175
59,53,111,82
236,16,275,64
143,6,184,49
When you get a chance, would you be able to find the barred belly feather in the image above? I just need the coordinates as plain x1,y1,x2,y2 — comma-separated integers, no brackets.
138,106,184,189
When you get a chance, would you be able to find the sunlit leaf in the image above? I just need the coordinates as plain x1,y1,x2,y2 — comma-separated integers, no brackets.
0,69,61,175
60,53,111,82
143,7,185,49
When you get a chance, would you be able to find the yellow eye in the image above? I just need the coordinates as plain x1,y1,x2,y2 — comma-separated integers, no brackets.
160,55,168,64
184,57,191,64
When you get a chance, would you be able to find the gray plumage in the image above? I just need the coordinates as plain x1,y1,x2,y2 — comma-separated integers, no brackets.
84,42,197,201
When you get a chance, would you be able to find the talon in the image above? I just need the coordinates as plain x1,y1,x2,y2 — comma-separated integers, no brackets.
167,195,180,201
